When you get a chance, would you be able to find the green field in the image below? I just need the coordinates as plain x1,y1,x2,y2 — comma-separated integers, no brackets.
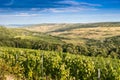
0,26,63,44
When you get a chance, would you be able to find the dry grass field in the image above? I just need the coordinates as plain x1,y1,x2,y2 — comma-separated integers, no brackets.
24,23,120,44
24,24,72,33
49,27,120,44
52,27,120,38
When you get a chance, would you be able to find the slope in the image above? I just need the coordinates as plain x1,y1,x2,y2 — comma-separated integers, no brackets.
0,26,63,44
24,22,120,44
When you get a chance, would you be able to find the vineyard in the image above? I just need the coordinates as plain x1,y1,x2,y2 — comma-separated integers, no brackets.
0,47,120,80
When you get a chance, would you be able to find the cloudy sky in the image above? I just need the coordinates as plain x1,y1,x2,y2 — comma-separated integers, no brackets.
0,0,120,24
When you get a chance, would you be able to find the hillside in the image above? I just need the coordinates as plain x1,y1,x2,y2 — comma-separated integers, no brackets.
24,22,120,44
0,23,120,79
0,23,120,58
24,22,120,33
0,26,63,44
23,23,79,33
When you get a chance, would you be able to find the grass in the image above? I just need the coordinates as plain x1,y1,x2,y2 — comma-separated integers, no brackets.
0,26,64,44
50,27,120,44
23,22,120,44
1,22,120,45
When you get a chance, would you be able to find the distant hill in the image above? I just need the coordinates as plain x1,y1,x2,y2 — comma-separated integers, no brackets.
0,26,63,44
23,22,120,44
1,23,120,58
23,23,78,33
23,22,120,32
0,24,32,28
1,22,120,45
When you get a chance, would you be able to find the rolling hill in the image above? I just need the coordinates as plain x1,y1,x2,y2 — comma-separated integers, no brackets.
23,22,120,44
1,22,120,58
0,26,63,44
0,23,120,80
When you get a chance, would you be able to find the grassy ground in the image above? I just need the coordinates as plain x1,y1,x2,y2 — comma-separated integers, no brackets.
0,26,64,44
51,27,120,44
23,22,120,44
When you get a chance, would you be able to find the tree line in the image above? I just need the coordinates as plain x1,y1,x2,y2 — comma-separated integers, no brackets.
0,36,120,58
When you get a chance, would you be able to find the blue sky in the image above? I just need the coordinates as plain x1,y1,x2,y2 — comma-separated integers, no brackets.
0,0,120,24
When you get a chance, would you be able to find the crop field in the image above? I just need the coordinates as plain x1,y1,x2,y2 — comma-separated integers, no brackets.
0,47,120,80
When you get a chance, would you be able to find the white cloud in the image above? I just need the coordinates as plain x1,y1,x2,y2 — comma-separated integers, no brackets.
41,7,98,13
0,13,39,17
57,0,101,7
57,0,80,5
0,0,101,14
79,2,101,7
14,13,37,16
39,1,101,13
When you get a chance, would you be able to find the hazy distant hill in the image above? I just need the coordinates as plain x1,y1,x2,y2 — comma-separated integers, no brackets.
23,23,79,33
24,22,120,32
0,24,34,28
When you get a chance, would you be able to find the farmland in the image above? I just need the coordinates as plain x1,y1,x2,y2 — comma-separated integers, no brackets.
0,47,120,80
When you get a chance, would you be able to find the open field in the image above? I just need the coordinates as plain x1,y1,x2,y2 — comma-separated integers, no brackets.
51,27,120,44
24,22,120,44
